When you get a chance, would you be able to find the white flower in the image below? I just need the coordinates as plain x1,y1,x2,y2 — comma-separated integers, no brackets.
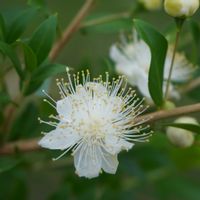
166,116,198,148
110,32,195,102
38,69,151,179
164,0,199,17
138,0,162,11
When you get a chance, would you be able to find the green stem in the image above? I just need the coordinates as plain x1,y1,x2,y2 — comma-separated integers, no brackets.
164,18,184,100
81,12,130,28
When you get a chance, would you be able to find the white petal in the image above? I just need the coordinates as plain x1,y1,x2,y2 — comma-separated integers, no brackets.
74,143,102,179
105,135,134,154
56,98,72,121
104,134,122,154
38,128,80,150
101,151,119,174
110,45,131,65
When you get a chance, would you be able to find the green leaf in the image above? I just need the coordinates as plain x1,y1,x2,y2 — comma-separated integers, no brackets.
0,41,24,80
0,91,11,109
27,0,46,8
29,15,57,65
0,14,6,41
189,20,200,64
24,63,66,95
6,8,37,44
0,157,19,173
21,42,37,72
167,123,200,134
9,102,39,140
134,19,168,107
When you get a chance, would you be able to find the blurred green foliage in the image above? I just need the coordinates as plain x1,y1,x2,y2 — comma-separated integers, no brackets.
0,0,200,199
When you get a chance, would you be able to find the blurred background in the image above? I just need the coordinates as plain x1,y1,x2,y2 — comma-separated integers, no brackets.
1,0,200,199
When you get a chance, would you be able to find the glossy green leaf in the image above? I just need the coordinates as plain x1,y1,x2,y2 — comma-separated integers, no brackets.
29,15,57,65
134,19,168,107
0,41,24,80
167,123,200,134
24,63,66,95
22,42,37,72
0,14,6,41
6,8,37,44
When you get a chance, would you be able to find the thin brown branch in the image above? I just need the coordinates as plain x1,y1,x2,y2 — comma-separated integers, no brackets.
0,138,40,155
136,103,200,124
180,77,200,94
1,103,200,155
49,0,95,61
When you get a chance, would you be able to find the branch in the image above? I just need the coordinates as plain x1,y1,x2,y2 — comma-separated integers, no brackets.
1,103,200,155
49,0,95,61
180,77,200,94
136,103,200,124
80,12,130,28
0,138,40,155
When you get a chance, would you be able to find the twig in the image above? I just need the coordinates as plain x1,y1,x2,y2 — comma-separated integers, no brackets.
165,29,181,99
0,138,40,155
1,103,200,155
49,0,95,61
136,103,200,124
80,12,130,28
180,77,200,94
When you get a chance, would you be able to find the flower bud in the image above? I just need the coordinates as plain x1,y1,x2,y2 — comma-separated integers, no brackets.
139,0,161,11
166,117,198,148
162,100,176,110
164,0,199,18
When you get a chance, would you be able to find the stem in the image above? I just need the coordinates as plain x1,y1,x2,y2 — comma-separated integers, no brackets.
49,0,95,61
81,12,130,28
1,103,200,155
164,29,181,99
164,18,185,100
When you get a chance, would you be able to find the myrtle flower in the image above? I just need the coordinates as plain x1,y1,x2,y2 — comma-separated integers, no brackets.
38,69,151,179
110,32,195,102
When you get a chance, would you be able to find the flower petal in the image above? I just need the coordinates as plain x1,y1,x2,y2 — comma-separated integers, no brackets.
105,134,134,154
74,143,102,178
56,98,72,121
38,128,80,150
101,151,119,174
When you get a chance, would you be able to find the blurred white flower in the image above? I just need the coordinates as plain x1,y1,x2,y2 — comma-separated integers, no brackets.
139,0,161,11
164,0,199,18
38,69,151,179
110,32,195,102
166,116,198,148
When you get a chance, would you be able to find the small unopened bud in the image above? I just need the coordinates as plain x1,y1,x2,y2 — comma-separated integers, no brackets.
139,0,161,11
162,100,176,110
166,117,198,148
164,0,199,18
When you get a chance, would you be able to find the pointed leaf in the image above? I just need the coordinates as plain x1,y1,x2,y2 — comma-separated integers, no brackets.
0,14,6,41
24,63,66,95
6,8,37,43
29,15,57,65
0,41,24,80
134,19,168,107
22,42,37,72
